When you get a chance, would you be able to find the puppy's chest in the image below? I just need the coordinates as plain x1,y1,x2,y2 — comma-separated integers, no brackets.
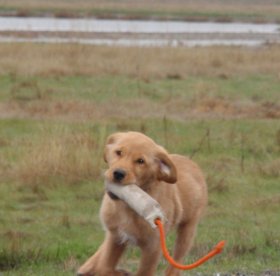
113,208,155,245
117,221,157,247
118,229,138,245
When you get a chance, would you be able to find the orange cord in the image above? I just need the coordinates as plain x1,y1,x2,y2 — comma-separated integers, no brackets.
155,218,225,270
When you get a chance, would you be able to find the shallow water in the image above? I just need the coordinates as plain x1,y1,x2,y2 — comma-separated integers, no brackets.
0,16,279,47
0,17,279,33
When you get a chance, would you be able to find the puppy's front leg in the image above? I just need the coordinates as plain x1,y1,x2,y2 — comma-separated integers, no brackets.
78,231,127,276
135,242,161,276
165,220,198,276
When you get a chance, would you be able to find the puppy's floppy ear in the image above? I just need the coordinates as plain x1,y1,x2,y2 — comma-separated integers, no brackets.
156,150,177,184
103,133,122,163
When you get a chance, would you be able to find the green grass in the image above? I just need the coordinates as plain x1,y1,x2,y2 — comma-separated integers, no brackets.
0,44,280,275
2,73,280,103
0,118,279,275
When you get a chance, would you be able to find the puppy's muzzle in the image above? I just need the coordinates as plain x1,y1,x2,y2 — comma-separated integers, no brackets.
107,168,127,200
113,169,126,182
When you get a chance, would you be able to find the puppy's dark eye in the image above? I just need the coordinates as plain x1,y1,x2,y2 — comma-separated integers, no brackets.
136,158,145,165
116,150,122,156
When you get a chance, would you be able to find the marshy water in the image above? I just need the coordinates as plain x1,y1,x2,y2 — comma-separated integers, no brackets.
0,16,279,47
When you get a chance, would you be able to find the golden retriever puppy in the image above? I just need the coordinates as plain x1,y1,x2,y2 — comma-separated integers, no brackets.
78,131,207,276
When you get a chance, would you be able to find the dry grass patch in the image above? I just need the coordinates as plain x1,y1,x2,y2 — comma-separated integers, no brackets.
12,130,103,188
192,96,280,119
258,159,280,178
2,95,280,122
256,195,280,207
1,43,280,79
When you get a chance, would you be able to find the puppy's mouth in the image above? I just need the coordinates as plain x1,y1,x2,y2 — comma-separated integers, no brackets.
107,191,120,200
105,177,139,201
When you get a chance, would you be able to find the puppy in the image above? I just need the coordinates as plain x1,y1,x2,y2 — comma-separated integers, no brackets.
78,131,207,276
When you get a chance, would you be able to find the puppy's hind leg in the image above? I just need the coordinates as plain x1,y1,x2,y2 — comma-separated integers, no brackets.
77,231,128,276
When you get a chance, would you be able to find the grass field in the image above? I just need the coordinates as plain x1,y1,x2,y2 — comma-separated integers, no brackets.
1,0,280,22
0,43,280,276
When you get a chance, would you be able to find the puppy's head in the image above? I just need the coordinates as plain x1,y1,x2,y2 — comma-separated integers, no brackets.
104,132,177,191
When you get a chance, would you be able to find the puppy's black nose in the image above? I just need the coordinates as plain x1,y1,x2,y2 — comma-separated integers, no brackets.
113,169,126,181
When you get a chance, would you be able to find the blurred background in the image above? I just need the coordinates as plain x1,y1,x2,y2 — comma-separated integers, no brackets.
0,1,279,275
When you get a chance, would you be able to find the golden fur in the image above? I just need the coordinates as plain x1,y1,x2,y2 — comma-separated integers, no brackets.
78,131,207,276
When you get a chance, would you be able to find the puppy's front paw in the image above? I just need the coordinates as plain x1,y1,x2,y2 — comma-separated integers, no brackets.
116,269,132,276
77,269,130,276
77,267,95,276
77,272,94,276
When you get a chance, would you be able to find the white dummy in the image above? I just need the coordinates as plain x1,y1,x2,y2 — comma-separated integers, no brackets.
105,181,164,229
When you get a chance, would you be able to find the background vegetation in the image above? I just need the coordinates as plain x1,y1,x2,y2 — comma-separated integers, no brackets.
0,42,280,276
1,0,280,22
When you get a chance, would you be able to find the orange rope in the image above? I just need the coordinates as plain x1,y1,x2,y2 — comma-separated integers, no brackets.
155,219,225,270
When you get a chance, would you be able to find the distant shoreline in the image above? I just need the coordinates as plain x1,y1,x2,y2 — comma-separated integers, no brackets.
0,12,278,24
0,2,280,24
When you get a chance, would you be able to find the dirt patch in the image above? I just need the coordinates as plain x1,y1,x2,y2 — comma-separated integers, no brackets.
1,96,279,122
